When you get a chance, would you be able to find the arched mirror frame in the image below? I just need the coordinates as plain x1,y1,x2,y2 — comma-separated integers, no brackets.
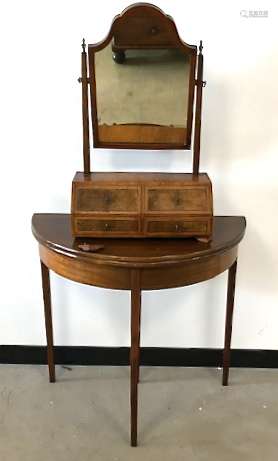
79,3,205,174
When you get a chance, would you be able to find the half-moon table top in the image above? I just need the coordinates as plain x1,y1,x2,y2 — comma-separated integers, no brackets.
32,214,246,292
32,214,246,268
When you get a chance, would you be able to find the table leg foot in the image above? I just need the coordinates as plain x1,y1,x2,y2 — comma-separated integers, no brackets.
41,261,56,383
130,269,141,447
222,259,237,386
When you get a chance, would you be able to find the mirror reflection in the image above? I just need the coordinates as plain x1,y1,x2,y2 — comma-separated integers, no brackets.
94,40,191,145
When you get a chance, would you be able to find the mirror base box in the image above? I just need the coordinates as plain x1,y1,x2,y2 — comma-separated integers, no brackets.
71,172,213,239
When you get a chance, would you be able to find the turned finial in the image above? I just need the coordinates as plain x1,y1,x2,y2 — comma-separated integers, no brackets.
199,40,203,53
82,38,86,52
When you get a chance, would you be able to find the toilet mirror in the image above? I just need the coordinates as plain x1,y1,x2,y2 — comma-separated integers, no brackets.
88,3,197,149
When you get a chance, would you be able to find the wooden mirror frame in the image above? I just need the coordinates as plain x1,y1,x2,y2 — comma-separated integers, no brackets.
79,3,205,175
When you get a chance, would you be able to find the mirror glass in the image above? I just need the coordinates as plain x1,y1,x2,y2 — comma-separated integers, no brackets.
94,40,192,146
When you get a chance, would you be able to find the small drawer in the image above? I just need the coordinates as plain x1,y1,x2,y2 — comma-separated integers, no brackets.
74,217,139,235
113,18,166,47
146,187,209,214
145,218,209,236
75,187,139,213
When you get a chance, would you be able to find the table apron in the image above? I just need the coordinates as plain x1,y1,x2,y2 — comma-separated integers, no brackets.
39,244,238,291
141,246,238,289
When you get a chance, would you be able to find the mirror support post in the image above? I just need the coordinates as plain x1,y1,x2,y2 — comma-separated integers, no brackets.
80,39,90,174
193,41,204,176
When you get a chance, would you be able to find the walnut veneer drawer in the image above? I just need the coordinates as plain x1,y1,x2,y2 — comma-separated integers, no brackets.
145,217,211,236
145,187,210,214
71,172,213,239
75,187,139,213
73,217,139,236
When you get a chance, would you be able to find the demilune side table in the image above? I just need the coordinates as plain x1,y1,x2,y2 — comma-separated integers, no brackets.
32,213,246,446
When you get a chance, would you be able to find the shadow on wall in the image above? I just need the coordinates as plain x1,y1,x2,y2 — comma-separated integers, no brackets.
238,220,277,295
140,275,226,348
50,266,227,348
52,275,130,346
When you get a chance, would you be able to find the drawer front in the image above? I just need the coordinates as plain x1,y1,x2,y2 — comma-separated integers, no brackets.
75,187,139,213
113,17,172,47
146,187,209,214
145,218,210,236
74,217,139,235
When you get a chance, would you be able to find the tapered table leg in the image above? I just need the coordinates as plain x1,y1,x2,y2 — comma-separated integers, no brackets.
130,269,141,447
223,259,237,386
40,261,55,383
137,292,141,385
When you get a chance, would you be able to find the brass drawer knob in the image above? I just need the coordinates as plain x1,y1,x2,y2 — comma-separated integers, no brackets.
104,195,112,205
104,223,110,230
175,197,182,206
150,26,159,35
175,224,180,232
